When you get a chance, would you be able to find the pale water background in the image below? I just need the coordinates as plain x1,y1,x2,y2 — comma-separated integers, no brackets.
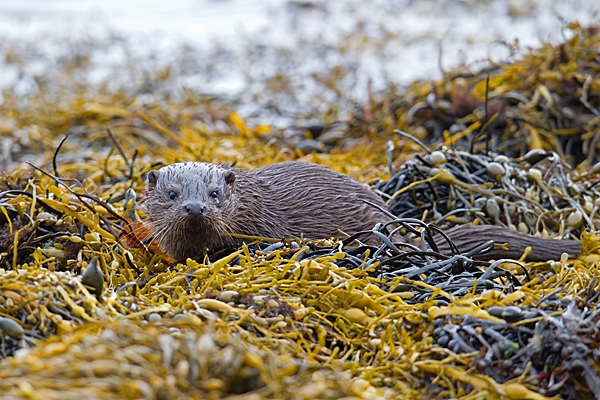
0,0,599,124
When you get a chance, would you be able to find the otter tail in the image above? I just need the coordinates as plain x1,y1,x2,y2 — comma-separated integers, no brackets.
437,224,581,262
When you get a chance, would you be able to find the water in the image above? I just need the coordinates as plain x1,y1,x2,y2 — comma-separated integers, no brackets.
0,0,599,124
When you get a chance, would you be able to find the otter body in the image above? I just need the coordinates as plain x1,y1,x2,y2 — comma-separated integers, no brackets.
145,161,581,262
145,162,390,260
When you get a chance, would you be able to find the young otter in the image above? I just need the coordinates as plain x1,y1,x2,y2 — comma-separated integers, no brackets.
145,162,391,260
145,161,581,261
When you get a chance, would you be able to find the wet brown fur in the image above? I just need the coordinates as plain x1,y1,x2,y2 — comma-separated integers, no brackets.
145,162,390,260
145,161,581,262
439,225,580,262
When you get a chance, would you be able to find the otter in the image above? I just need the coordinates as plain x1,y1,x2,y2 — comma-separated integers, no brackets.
145,162,391,260
145,161,581,262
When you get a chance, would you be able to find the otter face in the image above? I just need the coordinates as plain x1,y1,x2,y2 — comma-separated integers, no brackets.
144,162,237,259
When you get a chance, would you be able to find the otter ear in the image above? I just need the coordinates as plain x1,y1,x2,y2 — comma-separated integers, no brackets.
224,170,236,185
147,170,159,189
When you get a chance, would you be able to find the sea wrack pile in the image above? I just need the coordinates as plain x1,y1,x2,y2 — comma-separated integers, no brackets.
1,23,600,400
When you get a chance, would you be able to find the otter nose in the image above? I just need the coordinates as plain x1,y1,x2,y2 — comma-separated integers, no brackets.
182,203,206,216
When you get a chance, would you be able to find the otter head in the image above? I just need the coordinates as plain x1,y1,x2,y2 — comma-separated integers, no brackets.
145,162,237,260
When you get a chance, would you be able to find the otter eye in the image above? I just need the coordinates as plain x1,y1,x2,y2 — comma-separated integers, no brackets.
210,190,219,200
169,191,177,200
